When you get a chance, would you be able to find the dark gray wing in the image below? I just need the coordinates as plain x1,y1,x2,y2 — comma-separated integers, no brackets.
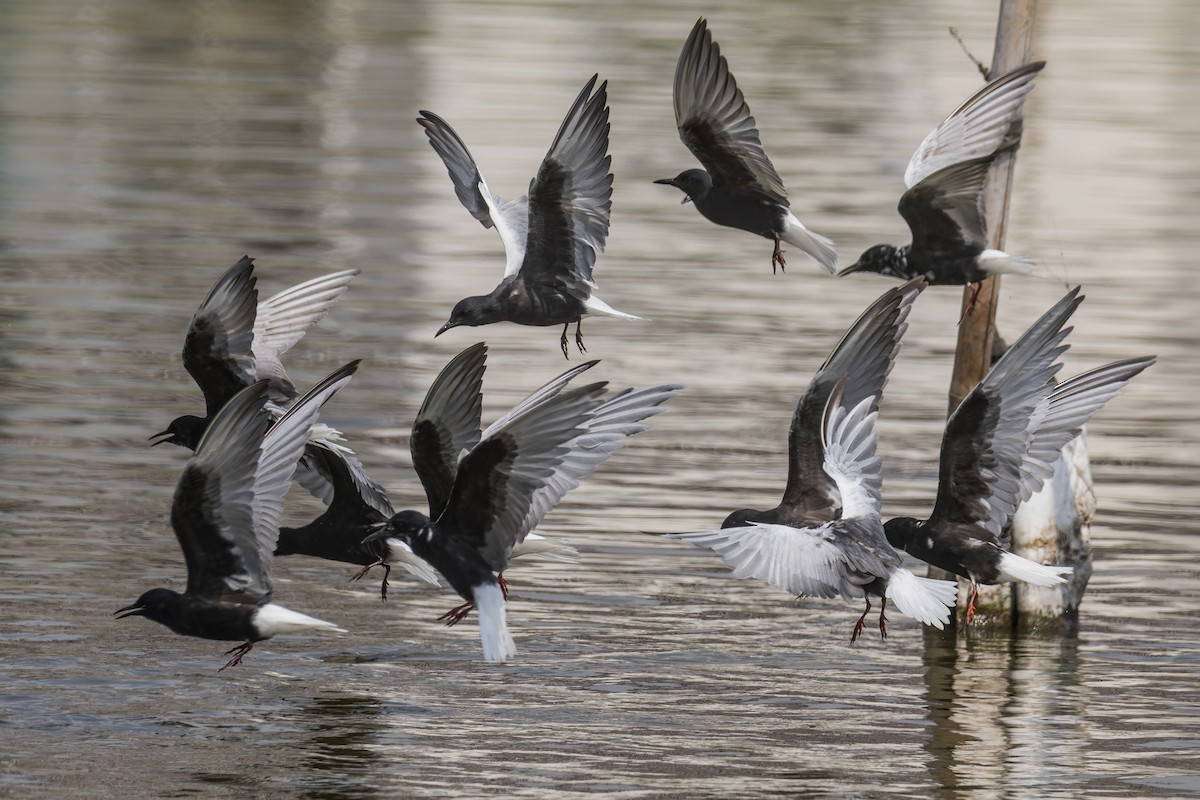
252,269,359,402
248,361,361,595
905,61,1046,189
182,256,259,417
1004,356,1155,528
778,279,925,522
435,361,677,573
899,157,992,257
304,442,394,520
673,17,788,204
417,110,529,278
172,381,273,603
930,290,1082,535
410,342,487,519
518,75,612,293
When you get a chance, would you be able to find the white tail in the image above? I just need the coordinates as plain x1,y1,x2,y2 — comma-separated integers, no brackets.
781,211,839,274
511,533,581,563
584,293,643,321
474,582,517,663
254,603,347,636
978,249,1037,276
997,550,1072,586
884,569,957,630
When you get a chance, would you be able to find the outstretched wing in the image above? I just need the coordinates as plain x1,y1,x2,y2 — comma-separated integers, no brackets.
778,279,924,523
672,17,788,204
820,390,884,522
518,75,612,294
905,61,1046,189
930,290,1081,535
252,268,359,402
899,157,992,257
410,342,487,519
417,110,530,277
171,381,273,602
245,361,361,597
182,256,259,417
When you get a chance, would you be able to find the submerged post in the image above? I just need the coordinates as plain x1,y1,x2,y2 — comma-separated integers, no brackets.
948,0,1091,630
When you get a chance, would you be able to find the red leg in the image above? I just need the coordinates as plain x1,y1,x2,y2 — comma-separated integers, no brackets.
771,233,787,274
559,324,570,359
851,597,872,642
877,597,889,640
958,282,983,324
349,558,391,601
219,641,254,671
498,573,509,600
964,583,979,625
437,601,475,627
573,320,587,354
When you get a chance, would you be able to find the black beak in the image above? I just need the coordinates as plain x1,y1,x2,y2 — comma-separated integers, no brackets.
653,177,676,187
836,263,864,277
435,320,456,338
361,521,391,545
114,603,145,619
148,430,174,447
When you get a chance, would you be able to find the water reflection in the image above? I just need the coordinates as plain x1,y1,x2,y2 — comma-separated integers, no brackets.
923,627,1087,796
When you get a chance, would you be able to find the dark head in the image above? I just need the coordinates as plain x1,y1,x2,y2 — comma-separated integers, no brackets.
436,296,503,337
115,588,183,627
654,169,713,205
838,244,906,279
149,414,208,450
363,509,432,545
721,508,763,529
882,517,922,550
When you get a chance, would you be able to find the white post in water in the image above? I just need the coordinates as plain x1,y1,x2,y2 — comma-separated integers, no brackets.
945,0,1090,628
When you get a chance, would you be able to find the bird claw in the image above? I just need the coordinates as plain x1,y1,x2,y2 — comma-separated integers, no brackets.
437,602,475,627
219,641,254,671
958,283,983,324
349,559,390,601
559,327,570,360
850,598,872,643
771,235,787,274
499,573,509,600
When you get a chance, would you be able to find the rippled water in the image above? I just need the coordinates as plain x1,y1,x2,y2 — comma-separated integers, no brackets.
2,1,1198,797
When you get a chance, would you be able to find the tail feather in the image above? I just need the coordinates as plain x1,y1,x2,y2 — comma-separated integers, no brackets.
997,550,1072,586
584,293,642,321
884,569,956,629
474,582,517,663
781,212,839,274
978,249,1037,276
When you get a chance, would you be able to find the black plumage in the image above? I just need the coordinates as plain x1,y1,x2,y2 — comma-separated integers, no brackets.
421,76,639,358
117,363,359,669
840,62,1046,288
655,18,837,274
884,289,1155,620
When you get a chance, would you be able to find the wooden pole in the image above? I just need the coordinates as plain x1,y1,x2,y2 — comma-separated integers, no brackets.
943,0,1039,625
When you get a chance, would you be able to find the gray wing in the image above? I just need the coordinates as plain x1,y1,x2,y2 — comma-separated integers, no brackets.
518,75,612,293
673,17,788,204
1007,356,1155,524
302,441,394,519
417,110,530,278
930,289,1082,536
669,518,894,601
249,361,361,595
779,279,924,523
252,268,359,402
182,256,260,417
171,381,274,602
905,61,1046,188
435,363,678,573
410,342,487,519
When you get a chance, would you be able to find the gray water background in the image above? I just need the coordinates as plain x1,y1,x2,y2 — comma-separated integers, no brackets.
1,0,1198,797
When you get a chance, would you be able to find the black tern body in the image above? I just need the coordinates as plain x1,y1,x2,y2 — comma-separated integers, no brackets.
274,421,578,600
420,76,639,358
839,62,1045,291
369,343,682,662
116,363,359,669
151,255,358,449
668,280,959,640
655,18,837,275
884,288,1154,619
